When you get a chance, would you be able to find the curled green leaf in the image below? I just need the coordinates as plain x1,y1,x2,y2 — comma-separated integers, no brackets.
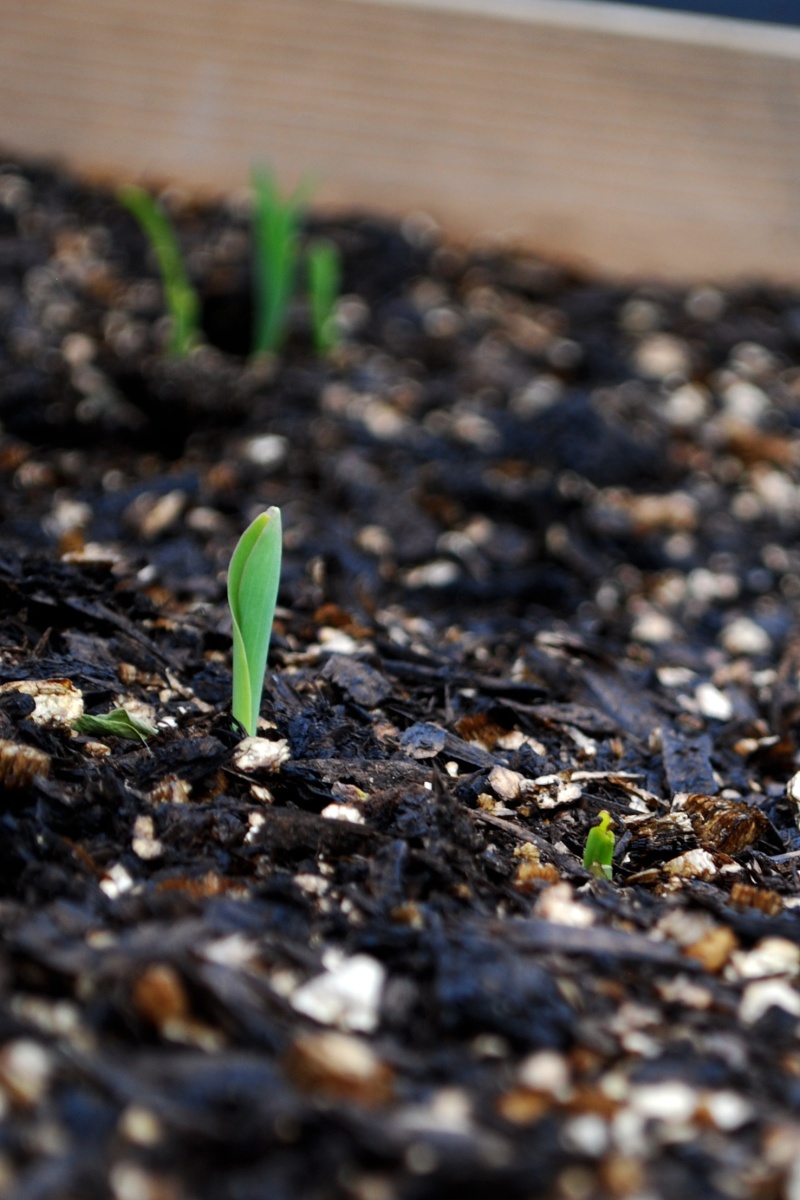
74,707,158,744
228,506,283,737
583,809,615,880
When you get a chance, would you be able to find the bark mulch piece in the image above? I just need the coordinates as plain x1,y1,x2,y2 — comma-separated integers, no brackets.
2,157,800,1198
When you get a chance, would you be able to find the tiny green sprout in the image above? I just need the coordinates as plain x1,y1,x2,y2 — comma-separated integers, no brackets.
583,810,615,880
251,166,308,357
74,708,158,744
117,184,201,356
307,239,341,355
228,506,283,737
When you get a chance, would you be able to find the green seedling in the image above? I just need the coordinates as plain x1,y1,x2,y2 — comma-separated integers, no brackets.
251,167,308,357
583,810,615,880
118,184,201,356
307,239,341,355
228,506,283,737
74,707,158,744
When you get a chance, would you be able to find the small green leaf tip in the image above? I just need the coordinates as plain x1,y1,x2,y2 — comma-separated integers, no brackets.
583,809,615,880
228,506,283,737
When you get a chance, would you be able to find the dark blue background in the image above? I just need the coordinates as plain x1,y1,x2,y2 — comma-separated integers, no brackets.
605,1,799,25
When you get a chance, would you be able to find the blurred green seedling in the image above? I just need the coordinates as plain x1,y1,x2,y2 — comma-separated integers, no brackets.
118,184,201,357
251,167,308,357
74,707,158,744
307,238,341,355
228,506,283,737
583,810,615,880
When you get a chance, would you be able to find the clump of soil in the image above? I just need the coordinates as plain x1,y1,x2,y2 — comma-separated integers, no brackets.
2,157,800,1200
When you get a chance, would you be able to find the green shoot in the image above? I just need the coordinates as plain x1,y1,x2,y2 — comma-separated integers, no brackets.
74,707,158,744
583,810,615,880
118,184,201,357
251,167,307,357
307,239,341,355
228,506,283,737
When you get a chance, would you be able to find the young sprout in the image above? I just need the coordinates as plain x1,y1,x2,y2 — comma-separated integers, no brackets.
583,810,615,880
118,184,201,357
227,507,282,737
251,166,307,357
307,238,341,355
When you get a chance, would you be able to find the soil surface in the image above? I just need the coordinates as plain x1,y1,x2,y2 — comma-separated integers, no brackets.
2,157,800,1200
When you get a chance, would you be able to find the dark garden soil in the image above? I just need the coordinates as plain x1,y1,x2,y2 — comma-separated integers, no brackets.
3,157,800,1200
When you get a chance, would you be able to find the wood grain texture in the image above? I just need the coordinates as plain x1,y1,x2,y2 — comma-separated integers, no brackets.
3,0,800,279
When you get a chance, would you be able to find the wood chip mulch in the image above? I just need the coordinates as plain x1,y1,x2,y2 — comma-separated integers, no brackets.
1,158,800,1199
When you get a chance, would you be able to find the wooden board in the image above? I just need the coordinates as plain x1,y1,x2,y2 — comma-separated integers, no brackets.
3,0,800,280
